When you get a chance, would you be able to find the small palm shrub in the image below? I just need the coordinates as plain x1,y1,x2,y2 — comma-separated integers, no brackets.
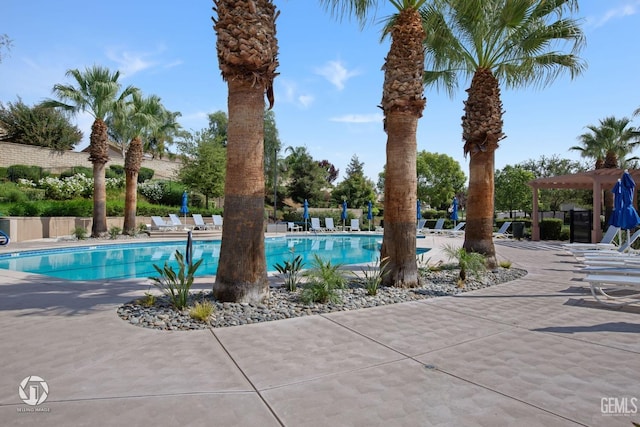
499,260,512,269
273,250,305,291
149,250,203,310
442,244,486,287
108,226,122,239
358,256,389,296
300,254,346,304
74,226,87,240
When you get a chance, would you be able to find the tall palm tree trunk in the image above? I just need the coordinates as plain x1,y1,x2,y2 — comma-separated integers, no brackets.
89,119,109,237
462,68,504,268
214,78,269,302
379,8,425,288
123,137,143,235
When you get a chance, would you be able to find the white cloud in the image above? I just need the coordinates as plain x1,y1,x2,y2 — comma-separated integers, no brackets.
277,79,314,109
105,48,157,77
314,60,360,91
330,113,383,124
589,1,640,28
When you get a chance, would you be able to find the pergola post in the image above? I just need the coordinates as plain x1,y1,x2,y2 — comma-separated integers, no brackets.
532,185,540,241
592,179,602,244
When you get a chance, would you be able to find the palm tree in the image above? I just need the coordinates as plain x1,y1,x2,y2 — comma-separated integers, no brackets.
212,0,279,303
113,93,164,235
422,0,585,267
145,108,182,159
43,66,136,237
320,0,428,288
570,116,640,224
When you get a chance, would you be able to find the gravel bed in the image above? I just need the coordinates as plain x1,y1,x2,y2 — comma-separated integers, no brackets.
117,267,527,331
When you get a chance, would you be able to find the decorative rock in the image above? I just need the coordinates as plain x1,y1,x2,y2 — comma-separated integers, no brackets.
116,267,527,331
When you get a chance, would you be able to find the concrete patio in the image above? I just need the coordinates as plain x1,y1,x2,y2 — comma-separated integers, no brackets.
0,235,638,426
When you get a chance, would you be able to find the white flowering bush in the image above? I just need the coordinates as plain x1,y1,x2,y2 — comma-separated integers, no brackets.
17,178,36,188
38,174,93,200
138,180,165,204
106,176,125,191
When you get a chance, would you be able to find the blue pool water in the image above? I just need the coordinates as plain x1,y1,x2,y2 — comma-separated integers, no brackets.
0,235,429,281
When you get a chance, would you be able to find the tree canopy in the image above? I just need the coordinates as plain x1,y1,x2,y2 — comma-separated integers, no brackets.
331,155,377,209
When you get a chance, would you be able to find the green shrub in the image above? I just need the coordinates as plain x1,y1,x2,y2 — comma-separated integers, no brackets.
108,226,122,239
74,226,87,240
108,165,125,177
150,250,203,310
0,167,8,181
540,218,563,240
138,167,154,183
42,199,92,217
60,166,92,178
358,256,389,296
189,299,214,322
559,226,570,241
7,165,44,182
300,254,346,304
273,251,305,291
442,244,486,287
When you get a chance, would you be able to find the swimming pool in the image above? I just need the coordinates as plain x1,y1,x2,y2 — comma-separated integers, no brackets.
0,235,428,281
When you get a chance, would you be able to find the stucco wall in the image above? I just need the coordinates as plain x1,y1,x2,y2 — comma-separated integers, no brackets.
0,141,181,180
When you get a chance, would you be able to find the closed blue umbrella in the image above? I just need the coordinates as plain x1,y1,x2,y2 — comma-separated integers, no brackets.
450,196,459,225
185,230,193,265
303,199,309,232
341,200,348,230
180,191,189,223
417,199,421,221
615,170,640,245
367,200,373,232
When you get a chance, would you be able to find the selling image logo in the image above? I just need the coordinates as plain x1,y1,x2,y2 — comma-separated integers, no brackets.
18,376,49,406
601,397,638,416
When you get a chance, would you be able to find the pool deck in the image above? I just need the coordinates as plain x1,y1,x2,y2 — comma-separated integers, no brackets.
0,234,639,426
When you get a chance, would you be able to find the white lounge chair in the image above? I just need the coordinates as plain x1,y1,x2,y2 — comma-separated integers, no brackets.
582,271,640,307
212,215,223,230
150,216,176,231
493,221,512,238
192,214,213,230
416,219,427,234
324,217,337,232
423,218,445,234
168,213,190,230
445,222,466,237
287,222,301,232
310,217,324,232
578,229,640,259
350,219,360,232
563,225,620,253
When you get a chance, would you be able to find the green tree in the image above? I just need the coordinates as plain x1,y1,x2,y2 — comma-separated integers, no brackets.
43,66,137,237
0,98,82,150
284,146,329,206
177,130,226,209
321,0,429,288
0,34,12,63
416,151,466,209
145,108,182,160
494,165,534,217
212,0,278,303
519,155,588,211
207,110,228,146
570,116,640,223
332,155,377,210
422,0,585,267
264,108,282,207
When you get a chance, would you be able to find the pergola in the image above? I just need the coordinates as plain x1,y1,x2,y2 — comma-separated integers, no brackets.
528,168,640,243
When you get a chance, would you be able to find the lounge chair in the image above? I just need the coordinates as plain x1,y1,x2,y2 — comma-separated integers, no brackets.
324,218,337,232
423,218,445,234
445,222,466,237
582,269,640,307
310,217,324,232
168,213,190,230
212,215,223,230
350,218,361,231
493,221,512,238
563,225,620,253
192,214,213,230
150,216,176,231
287,222,301,232
578,229,640,259
416,219,427,234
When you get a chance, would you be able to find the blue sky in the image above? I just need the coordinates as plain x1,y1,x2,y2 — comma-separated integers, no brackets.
1,1,639,183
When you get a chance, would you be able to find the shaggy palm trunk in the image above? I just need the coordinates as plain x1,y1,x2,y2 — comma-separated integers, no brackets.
214,79,269,302
88,119,109,237
462,68,504,268
123,137,143,235
379,9,425,288
212,0,278,303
